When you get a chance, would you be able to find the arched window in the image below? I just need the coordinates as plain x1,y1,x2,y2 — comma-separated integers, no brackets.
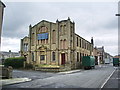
52,52,55,61
32,52,34,61
60,40,63,49
39,26,48,33
52,30,56,44
32,33,35,46
60,25,62,35
64,25,66,35
63,39,67,49
38,27,41,33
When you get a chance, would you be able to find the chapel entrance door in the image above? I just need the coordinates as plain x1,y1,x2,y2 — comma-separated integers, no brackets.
61,53,65,65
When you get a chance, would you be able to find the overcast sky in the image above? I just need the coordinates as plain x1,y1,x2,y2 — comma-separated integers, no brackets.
1,0,118,56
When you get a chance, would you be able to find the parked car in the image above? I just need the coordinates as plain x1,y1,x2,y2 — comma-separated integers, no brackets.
104,59,110,64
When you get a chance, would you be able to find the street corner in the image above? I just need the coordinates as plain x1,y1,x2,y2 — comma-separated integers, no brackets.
0,77,31,86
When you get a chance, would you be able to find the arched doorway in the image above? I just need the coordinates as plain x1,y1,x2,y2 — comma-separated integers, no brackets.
61,53,65,65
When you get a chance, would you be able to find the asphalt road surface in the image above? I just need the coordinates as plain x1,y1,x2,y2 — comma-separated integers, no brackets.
102,66,119,89
2,64,119,89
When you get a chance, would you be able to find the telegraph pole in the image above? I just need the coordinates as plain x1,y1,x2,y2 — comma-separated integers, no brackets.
115,1,120,56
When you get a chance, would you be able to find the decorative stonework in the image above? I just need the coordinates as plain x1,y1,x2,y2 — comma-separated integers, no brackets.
20,18,93,71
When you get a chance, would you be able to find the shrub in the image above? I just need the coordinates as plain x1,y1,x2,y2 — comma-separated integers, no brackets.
25,63,33,69
4,57,25,69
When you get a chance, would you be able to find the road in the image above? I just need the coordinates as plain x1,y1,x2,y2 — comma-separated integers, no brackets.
2,64,119,89
102,66,120,89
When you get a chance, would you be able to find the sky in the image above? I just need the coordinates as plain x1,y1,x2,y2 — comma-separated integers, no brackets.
1,0,119,56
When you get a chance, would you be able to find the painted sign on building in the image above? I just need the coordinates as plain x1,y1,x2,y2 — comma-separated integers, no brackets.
37,33,49,40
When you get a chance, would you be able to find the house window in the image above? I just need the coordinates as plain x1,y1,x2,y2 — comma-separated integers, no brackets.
52,52,55,61
80,39,81,47
80,53,82,62
82,40,84,48
77,37,78,46
40,55,45,60
77,52,79,62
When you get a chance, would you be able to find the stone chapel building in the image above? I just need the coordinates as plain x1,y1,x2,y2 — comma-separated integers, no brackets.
20,18,94,70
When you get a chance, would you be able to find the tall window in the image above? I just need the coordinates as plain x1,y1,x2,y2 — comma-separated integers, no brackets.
82,40,84,48
38,26,48,45
80,39,81,47
60,25,66,35
86,42,87,50
52,52,55,61
46,39,48,44
24,43,28,51
77,52,79,62
26,44,28,51
77,37,78,46
32,33,35,46
60,40,63,49
63,39,66,49
32,52,34,61
40,55,45,61
52,30,56,44
63,25,66,35
23,44,27,51
71,26,73,37
84,41,86,49
60,25,63,35
80,53,82,62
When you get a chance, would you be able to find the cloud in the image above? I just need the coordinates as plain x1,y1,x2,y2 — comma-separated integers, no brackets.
1,2,118,56
1,37,20,52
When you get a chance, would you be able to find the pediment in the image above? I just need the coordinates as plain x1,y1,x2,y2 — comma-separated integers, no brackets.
37,45,47,51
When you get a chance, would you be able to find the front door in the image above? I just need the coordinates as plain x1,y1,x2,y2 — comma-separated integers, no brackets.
61,53,65,65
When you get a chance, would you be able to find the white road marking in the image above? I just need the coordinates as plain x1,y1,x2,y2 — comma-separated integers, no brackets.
100,68,116,89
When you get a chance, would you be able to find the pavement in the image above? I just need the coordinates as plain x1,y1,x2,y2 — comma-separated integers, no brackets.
2,64,117,88
0,69,81,86
0,78,31,86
